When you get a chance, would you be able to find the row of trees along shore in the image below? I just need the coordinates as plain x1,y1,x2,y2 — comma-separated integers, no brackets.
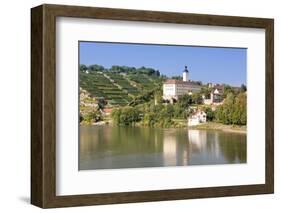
111,85,247,128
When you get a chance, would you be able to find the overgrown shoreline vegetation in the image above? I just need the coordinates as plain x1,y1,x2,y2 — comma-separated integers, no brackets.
79,64,247,129
111,90,247,128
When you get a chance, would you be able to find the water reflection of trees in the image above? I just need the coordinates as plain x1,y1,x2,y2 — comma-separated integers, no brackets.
217,133,246,163
80,126,164,157
188,130,246,164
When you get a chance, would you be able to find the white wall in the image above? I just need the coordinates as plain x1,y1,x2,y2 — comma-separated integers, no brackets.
0,0,279,212
163,84,176,96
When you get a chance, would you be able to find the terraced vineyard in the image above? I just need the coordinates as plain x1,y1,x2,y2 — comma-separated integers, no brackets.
80,71,162,106
105,72,139,96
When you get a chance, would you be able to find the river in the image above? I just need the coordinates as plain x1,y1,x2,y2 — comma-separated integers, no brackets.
79,125,246,170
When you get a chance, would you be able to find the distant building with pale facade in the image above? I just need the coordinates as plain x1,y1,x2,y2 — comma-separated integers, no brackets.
203,84,224,105
163,66,201,102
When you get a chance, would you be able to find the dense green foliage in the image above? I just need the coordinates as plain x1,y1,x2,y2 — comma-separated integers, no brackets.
109,65,160,76
111,93,197,127
81,109,103,124
111,106,141,126
111,90,247,127
215,92,247,125
202,106,215,121
240,84,247,92
112,103,177,128
200,87,212,99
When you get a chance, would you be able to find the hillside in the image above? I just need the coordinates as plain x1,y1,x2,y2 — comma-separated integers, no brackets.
79,66,163,107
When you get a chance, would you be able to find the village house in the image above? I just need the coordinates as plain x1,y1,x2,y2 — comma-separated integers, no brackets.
203,84,224,105
188,110,207,126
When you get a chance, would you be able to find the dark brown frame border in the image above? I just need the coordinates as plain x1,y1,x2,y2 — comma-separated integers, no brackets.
31,4,274,208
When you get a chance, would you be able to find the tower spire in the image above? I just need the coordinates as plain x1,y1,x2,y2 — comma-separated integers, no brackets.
183,65,189,82
184,65,189,72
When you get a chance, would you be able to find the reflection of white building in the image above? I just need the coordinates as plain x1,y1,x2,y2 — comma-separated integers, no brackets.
163,135,177,166
162,131,189,166
188,110,207,126
188,130,221,159
188,130,207,150
163,66,201,102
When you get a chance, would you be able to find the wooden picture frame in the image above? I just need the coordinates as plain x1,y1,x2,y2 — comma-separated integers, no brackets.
31,4,274,208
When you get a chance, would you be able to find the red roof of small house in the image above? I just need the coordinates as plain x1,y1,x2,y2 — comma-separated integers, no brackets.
103,108,113,113
190,110,206,117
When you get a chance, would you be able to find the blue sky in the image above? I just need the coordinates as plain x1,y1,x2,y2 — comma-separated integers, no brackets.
79,41,246,86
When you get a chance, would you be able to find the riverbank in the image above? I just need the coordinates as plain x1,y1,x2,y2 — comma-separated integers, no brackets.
80,117,247,133
81,120,246,134
80,117,113,126
188,122,246,134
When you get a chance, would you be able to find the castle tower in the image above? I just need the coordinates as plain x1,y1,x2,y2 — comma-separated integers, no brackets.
183,66,189,82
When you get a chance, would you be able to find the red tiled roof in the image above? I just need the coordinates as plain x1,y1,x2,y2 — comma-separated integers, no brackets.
164,79,200,86
103,108,113,113
164,79,181,84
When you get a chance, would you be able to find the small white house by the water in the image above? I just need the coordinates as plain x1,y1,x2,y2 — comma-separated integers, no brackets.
188,110,207,126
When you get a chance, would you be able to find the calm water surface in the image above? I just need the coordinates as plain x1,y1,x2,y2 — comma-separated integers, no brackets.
79,126,246,170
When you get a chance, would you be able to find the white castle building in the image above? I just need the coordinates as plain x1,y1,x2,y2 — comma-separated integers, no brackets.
163,66,201,102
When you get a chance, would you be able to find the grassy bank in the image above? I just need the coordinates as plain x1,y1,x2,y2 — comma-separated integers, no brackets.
81,119,246,134
188,122,246,134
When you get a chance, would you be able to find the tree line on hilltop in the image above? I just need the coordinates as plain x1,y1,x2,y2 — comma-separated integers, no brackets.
80,64,161,76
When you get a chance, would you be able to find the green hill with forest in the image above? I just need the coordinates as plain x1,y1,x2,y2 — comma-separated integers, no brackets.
79,64,247,128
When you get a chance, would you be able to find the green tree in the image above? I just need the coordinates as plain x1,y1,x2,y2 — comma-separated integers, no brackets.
111,108,121,124
154,90,163,105
200,87,212,99
79,64,88,72
203,106,215,121
173,103,183,118
223,85,234,98
191,93,203,104
88,64,105,72
215,92,246,125
240,84,247,92
223,92,235,124
234,92,247,125
83,110,103,123
111,107,141,126
178,94,192,109
143,112,157,126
